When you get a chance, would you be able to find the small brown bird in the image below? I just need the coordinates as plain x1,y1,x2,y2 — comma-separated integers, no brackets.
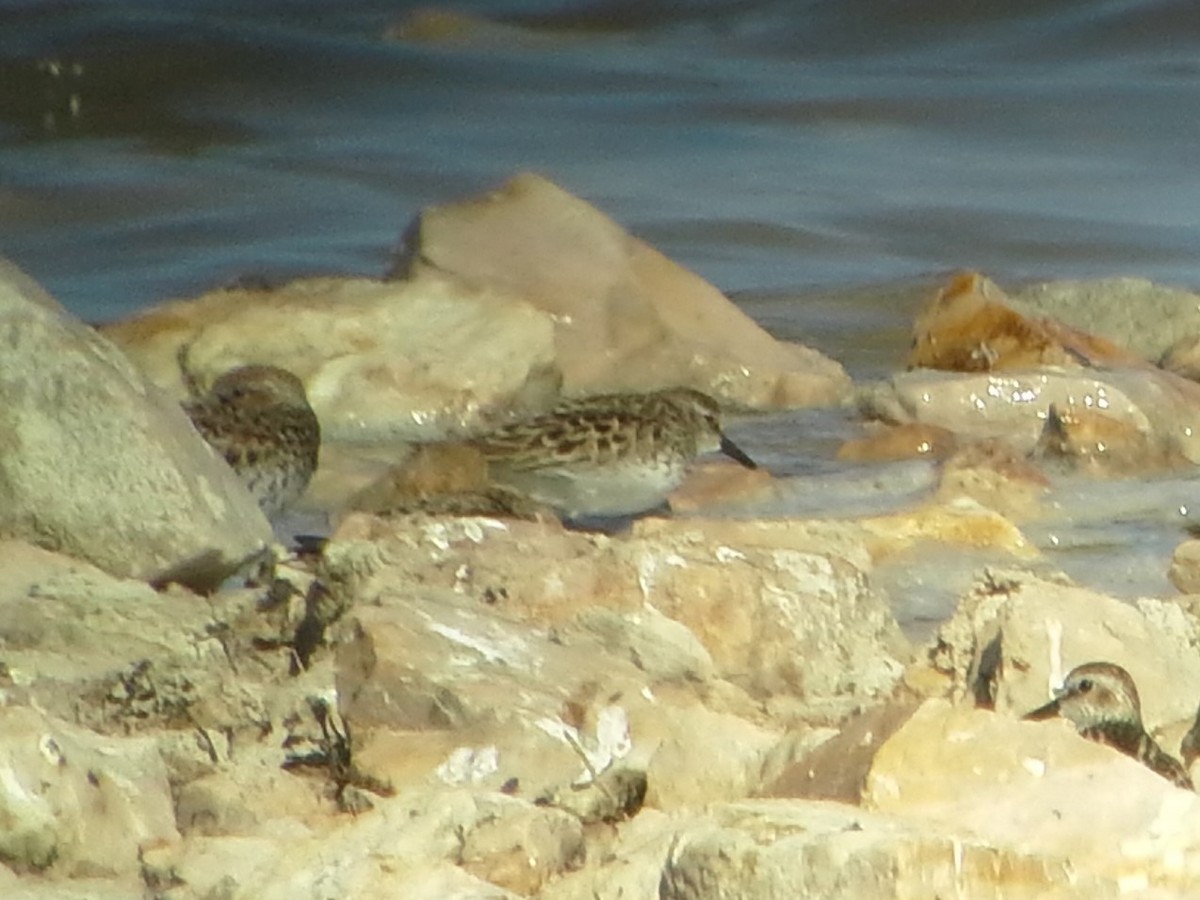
469,387,757,519
184,365,320,518
1024,661,1193,790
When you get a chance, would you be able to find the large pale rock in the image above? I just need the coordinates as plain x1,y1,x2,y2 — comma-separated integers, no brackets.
142,789,559,900
0,260,271,590
103,272,560,443
327,514,907,723
657,800,1112,899
622,517,907,714
865,699,1200,894
332,567,780,807
926,568,1200,731
0,877,143,900
393,172,850,409
0,706,178,876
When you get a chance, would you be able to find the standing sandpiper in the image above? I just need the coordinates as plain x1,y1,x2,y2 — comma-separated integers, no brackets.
1023,661,1194,790
184,364,321,518
469,387,757,519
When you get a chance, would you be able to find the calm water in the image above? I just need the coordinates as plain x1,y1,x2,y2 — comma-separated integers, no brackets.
5,0,1200,622
4,0,1200,349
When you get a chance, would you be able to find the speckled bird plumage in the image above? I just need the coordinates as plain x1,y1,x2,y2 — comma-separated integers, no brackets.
184,365,320,518
470,388,755,518
1024,661,1193,790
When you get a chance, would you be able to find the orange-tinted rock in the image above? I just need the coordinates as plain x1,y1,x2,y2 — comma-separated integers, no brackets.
1032,401,1184,475
908,271,1140,373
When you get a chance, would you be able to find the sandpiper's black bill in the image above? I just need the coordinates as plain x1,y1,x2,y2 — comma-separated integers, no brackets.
719,433,757,470
1022,698,1062,721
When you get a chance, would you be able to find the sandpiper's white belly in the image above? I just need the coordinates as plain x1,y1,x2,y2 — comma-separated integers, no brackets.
490,457,687,518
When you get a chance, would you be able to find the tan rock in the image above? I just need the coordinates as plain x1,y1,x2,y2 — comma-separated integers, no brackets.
142,789,559,900
925,568,1200,732
860,496,1037,559
865,698,1200,894
1169,538,1200,594
659,799,1113,899
103,271,562,444
0,260,271,590
459,795,584,894
0,876,144,900
0,706,178,877
537,807,680,900
393,172,850,409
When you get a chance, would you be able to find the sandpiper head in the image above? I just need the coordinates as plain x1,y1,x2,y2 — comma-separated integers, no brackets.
1023,661,1143,731
665,388,757,470
209,365,310,411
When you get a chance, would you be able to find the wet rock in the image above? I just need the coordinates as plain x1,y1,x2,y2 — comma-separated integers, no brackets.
0,260,271,591
0,706,177,876
861,364,1200,466
392,172,851,409
1169,538,1200,594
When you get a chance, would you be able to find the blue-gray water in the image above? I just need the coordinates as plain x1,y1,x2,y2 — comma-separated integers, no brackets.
5,0,1200,359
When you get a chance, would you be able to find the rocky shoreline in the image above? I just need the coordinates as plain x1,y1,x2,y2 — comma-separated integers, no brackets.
5,174,1200,897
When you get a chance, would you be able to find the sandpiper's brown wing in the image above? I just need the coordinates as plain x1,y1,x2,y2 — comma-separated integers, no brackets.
472,394,662,472
1082,722,1195,791
1140,735,1195,791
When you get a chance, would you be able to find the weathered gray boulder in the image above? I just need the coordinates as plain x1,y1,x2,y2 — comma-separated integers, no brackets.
0,260,271,590
1010,276,1200,363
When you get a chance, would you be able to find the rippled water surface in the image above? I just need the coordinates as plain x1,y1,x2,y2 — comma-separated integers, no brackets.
5,0,1200,621
5,0,1200,333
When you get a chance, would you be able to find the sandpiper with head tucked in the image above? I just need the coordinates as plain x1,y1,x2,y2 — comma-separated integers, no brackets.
469,387,756,520
184,364,321,518
1023,661,1193,790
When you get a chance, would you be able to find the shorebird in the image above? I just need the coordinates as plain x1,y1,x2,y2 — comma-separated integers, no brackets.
469,387,756,519
184,364,321,518
1023,661,1193,790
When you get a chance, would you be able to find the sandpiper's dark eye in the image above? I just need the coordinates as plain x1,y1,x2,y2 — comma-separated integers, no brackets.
1077,678,1093,693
